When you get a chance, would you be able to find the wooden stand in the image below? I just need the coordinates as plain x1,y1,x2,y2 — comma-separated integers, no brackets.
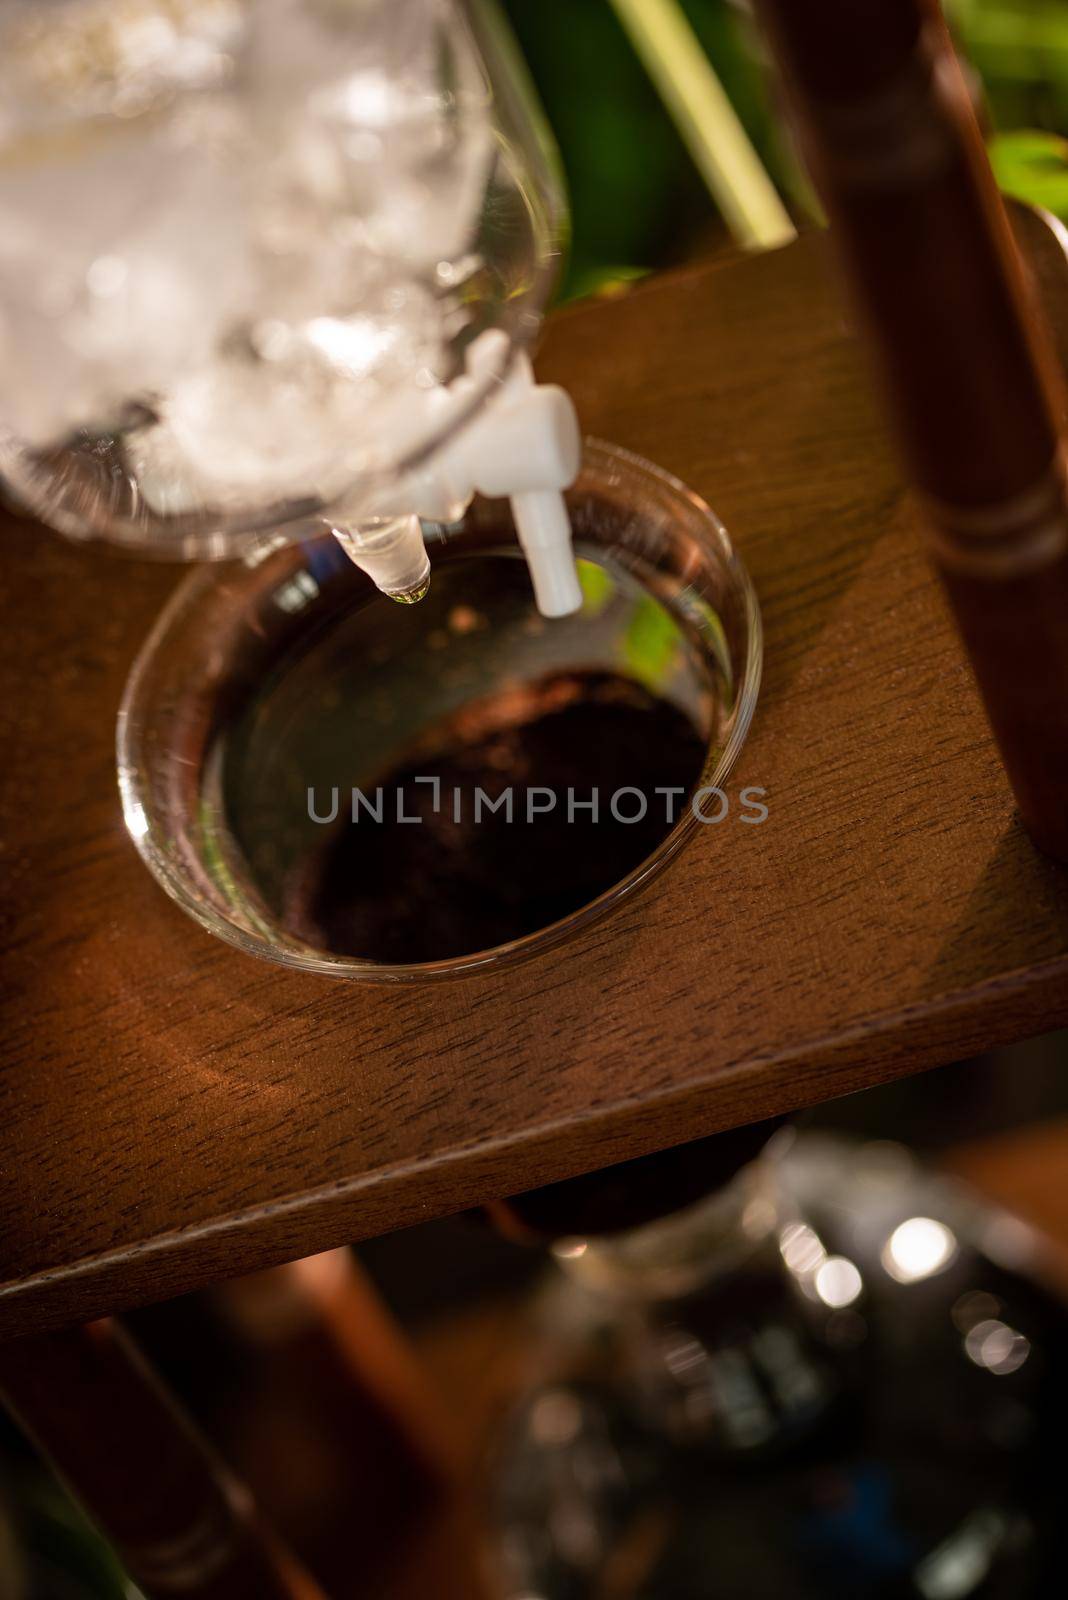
3,222,1068,1339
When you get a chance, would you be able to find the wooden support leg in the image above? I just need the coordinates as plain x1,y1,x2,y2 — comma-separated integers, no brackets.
215,1249,495,1600
751,0,1068,861
0,1319,326,1600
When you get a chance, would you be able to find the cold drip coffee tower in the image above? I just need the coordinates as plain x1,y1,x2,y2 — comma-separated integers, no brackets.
0,0,760,975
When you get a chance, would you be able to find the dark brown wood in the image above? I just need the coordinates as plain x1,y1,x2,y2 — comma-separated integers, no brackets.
213,1250,490,1599
941,1118,1068,1304
487,1119,786,1241
0,1319,324,1599
752,0,1068,860
3,229,1068,1340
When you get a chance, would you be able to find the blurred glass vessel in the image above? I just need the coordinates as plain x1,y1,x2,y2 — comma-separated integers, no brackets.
491,1134,1068,1598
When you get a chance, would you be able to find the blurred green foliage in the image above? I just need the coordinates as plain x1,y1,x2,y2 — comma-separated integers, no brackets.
501,0,796,299
951,0,1068,130
988,129,1068,215
951,1,1068,222
503,0,1068,301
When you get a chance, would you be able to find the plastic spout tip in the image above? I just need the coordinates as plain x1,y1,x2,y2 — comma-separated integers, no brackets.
331,515,431,604
511,489,582,618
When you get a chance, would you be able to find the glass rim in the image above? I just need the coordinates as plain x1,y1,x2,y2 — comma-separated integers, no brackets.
117,438,763,982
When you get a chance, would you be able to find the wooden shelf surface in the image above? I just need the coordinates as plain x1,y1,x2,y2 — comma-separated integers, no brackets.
3,232,1068,1340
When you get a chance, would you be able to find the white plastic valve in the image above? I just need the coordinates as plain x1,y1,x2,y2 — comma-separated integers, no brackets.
452,353,582,617
373,331,584,617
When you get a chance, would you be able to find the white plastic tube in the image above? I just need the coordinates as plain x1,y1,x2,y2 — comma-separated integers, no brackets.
511,490,583,617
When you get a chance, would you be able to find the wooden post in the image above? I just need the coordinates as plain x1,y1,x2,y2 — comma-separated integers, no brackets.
752,0,1068,861
214,1250,492,1600
0,1319,327,1600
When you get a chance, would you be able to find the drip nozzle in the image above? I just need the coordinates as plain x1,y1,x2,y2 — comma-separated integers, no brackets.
331,514,430,604
511,490,583,618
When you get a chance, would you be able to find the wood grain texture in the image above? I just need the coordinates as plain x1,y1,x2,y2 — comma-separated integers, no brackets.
3,232,1068,1340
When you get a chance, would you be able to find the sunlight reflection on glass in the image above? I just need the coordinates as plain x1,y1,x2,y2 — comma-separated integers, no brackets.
814,1255,863,1309
964,1319,1030,1377
882,1217,958,1284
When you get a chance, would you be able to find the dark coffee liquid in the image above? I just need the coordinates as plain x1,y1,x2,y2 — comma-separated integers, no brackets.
283,669,705,963
217,548,719,965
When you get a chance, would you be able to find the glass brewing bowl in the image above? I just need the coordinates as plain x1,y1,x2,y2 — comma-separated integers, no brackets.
118,440,762,980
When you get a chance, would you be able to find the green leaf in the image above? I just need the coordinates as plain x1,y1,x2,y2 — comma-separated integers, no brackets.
576,557,616,615
563,264,650,304
622,596,679,691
